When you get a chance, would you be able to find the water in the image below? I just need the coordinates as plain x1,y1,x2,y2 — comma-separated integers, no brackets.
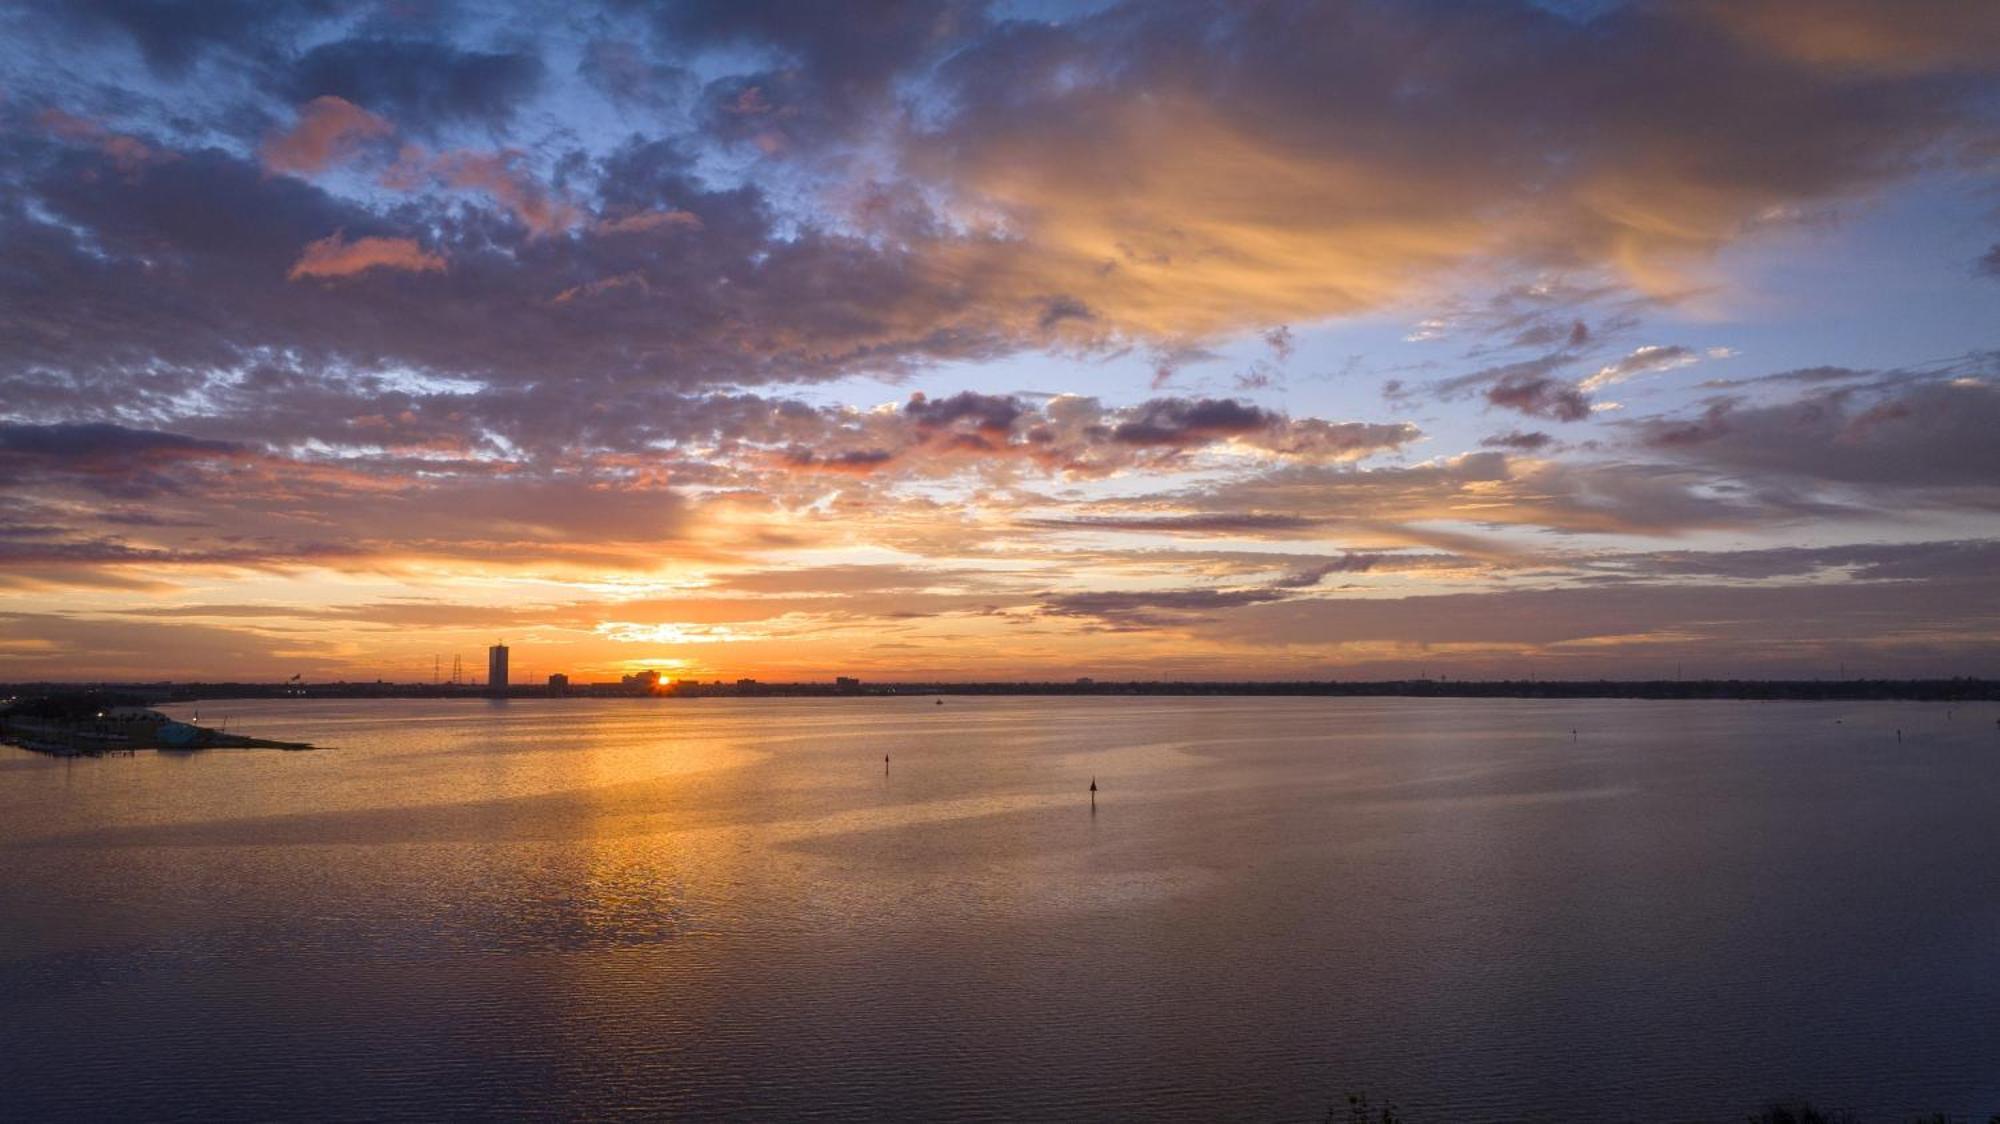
1,696,1996,1122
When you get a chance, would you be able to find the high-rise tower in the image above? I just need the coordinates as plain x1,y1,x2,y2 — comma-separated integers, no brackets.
487,642,509,693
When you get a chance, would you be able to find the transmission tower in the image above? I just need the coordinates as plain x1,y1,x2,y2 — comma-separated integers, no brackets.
450,654,463,686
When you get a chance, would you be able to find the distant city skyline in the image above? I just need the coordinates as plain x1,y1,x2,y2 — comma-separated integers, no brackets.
1,1,1997,682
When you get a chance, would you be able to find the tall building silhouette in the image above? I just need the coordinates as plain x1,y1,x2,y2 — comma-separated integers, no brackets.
487,643,509,692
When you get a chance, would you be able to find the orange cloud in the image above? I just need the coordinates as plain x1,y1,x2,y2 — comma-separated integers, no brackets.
288,231,446,281
262,96,394,175
386,146,581,235
552,272,649,304
36,107,166,172
907,99,1491,340
888,3,1999,339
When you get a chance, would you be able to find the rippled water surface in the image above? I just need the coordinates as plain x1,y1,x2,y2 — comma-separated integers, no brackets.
3,696,1998,1121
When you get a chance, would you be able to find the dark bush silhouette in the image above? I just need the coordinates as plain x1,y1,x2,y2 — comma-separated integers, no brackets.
1331,1092,1401,1124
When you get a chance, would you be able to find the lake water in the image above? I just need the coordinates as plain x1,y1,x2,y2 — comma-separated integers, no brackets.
1,696,1996,1122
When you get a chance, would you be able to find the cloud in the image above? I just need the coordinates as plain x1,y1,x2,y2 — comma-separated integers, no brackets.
6,0,1996,415
1589,539,2000,583
0,423,242,462
722,393,1421,480
1024,513,1324,536
1633,377,2000,498
706,564,1001,596
29,0,338,75
778,447,899,475
1481,430,1554,451
287,231,446,280
0,536,353,569
286,37,545,134
2,1,1997,680
905,390,1026,435
1693,0,2000,75
657,0,984,149
385,147,584,235
594,209,702,236
262,96,394,175
1160,447,1850,541
577,39,692,109
1039,587,1294,631
895,0,1997,339
595,621,766,645
0,131,1004,392
0,609,365,680
1270,553,1385,588
9,1,1996,422
1247,418,1424,461
1109,398,1274,446
1485,373,1592,422
34,108,168,172
0,422,253,497
1012,396,1418,471
1194,575,2000,677
551,272,648,304
1421,351,1598,423
1697,365,1871,390
1579,344,1700,392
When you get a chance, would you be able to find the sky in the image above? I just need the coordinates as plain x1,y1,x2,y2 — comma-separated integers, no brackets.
1,0,1997,684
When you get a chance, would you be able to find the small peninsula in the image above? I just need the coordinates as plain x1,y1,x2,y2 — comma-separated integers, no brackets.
0,693,312,756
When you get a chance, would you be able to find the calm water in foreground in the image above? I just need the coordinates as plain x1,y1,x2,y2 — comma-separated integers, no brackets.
2,696,1997,1122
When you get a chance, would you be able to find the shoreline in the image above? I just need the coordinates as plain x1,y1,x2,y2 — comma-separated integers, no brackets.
0,706,314,756
47,677,2000,705
0,730,315,757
